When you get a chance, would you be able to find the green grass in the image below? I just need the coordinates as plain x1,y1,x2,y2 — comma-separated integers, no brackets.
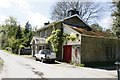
0,60,3,64
76,64,85,67
0,59,3,72
70,61,85,67
3,50,13,54
4,50,33,59
3,50,18,56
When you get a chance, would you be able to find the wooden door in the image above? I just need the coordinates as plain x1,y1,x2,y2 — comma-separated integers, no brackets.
63,45,72,63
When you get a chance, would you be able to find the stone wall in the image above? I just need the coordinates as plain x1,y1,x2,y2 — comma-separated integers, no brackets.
81,35,120,63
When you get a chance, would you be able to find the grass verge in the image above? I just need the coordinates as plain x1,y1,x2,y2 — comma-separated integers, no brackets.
70,61,85,67
0,59,3,73
3,50,18,56
4,50,33,59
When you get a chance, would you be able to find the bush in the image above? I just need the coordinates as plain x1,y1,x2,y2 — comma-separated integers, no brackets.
69,33,77,41
77,64,85,67
70,61,85,67
5,47,12,52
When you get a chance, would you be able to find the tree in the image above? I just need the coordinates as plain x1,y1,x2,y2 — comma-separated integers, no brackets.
0,16,35,54
24,31,33,47
23,21,34,47
0,17,18,49
24,21,32,34
16,25,22,39
25,32,34,47
112,1,120,37
105,28,115,37
0,17,25,53
51,1,103,23
91,23,103,31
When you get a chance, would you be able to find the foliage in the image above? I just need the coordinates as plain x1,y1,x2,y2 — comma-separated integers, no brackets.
5,47,12,52
76,64,85,67
46,29,63,53
90,23,116,38
23,21,35,47
7,37,26,53
70,61,85,67
24,21,32,34
0,16,35,54
0,59,3,65
69,33,77,41
0,58,3,70
46,29,77,53
0,59,3,69
112,1,120,37
16,25,22,39
105,29,115,38
91,23,103,31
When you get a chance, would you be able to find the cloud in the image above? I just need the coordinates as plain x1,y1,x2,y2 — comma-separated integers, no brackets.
0,0,50,29
27,12,50,27
0,0,12,8
98,16,113,29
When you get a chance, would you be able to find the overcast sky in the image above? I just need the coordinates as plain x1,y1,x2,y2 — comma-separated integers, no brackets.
0,0,113,29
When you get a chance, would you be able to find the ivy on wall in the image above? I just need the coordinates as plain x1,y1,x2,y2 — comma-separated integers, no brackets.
46,29,78,53
46,29,64,53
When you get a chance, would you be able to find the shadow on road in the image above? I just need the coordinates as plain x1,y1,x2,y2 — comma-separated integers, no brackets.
94,66,116,70
85,61,117,70
44,61,61,64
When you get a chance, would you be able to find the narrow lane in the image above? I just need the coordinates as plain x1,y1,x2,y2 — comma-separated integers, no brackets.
0,50,117,78
0,51,41,78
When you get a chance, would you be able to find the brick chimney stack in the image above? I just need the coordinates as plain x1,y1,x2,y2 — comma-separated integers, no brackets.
67,9,79,17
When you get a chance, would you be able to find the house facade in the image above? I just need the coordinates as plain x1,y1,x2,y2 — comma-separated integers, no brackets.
31,12,120,65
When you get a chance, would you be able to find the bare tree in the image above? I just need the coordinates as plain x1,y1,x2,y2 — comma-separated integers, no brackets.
51,1,104,23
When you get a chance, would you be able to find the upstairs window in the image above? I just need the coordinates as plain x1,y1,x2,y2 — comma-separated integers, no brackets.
45,30,47,37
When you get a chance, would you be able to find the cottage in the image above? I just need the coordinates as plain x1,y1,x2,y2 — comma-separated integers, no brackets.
31,10,120,65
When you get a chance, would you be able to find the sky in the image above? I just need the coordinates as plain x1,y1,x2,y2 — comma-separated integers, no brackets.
0,0,114,29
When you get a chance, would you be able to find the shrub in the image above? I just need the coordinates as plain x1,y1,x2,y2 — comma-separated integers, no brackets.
5,47,12,52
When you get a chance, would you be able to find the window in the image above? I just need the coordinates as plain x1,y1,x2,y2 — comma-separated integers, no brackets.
39,32,41,37
105,46,116,59
39,46,42,50
45,30,47,37
39,46,46,50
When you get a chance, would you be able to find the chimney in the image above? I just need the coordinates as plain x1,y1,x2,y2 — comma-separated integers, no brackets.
67,9,79,17
44,21,50,26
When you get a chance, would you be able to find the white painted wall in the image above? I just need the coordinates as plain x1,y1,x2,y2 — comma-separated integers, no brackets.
63,24,81,64
72,45,81,64
63,24,81,45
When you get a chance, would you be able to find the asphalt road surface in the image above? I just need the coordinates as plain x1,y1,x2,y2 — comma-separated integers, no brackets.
0,50,117,79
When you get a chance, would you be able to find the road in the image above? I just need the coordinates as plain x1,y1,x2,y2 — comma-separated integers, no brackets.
0,50,117,78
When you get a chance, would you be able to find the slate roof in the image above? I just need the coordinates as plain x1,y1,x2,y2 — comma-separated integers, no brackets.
37,14,91,31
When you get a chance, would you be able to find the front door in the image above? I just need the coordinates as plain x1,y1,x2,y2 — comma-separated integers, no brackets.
63,45,72,63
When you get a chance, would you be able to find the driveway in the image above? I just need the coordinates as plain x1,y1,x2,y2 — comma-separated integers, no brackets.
0,50,117,78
